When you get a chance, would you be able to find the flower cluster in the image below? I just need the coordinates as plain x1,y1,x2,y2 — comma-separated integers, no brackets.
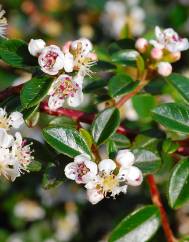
0,5,7,38
0,108,33,181
28,38,97,110
135,26,189,76
64,150,143,204
101,0,145,39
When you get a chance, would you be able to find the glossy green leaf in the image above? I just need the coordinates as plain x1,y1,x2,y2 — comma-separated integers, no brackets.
91,107,120,145
168,159,189,209
111,50,139,66
107,140,118,159
167,73,189,103
152,103,189,133
109,205,160,242
79,128,93,148
133,149,161,175
28,160,42,172
133,94,156,122
43,127,91,158
108,73,137,97
21,76,52,109
111,133,130,148
0,39,36,68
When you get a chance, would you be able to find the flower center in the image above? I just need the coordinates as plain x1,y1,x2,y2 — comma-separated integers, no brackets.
59,78,78,98
0,117,9,130
76,162,89,181
43,51,58,68
102,174,118,195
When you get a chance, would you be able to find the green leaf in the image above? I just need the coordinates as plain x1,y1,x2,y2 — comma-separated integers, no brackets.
43,127,91,158
152,103,189,133
0,39,36,68
91,107,120,145
168,159,189,209
162,139,179,154
108,73,138,98
167,73,189,103
107,140,118,159
79,128,93,148
111,133,130,148
133,94,156,122
27,160,42,172
133,149,161,175
20,76,52,109
109,205,160,242
108,39,135,54
84,79,108,93
111,50,139,66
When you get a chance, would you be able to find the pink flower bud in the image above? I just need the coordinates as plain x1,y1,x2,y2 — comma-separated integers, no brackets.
151,48,163,60
135,38,148,53
170,51,181,62
62,41,72,53
157,62,172,77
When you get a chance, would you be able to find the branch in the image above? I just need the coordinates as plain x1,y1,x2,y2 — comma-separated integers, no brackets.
115,72,148,108
147,175,177,242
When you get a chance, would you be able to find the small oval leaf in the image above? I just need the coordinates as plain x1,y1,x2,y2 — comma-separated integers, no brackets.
91,107,120,145
168,159,189,209
152,103,189,133
43,127,91,158
109,205,160,242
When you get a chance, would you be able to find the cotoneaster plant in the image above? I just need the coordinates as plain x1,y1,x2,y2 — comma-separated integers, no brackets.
1,4,189,242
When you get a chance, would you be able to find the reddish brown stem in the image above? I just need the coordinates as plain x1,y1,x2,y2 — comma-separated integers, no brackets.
147,175,177,242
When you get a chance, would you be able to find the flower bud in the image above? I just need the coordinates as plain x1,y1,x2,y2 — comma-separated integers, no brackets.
170,51,181,62
28,39,46,56
125,166,143,186
135,38,148,53
116,149,135,168
157,62,172,77
151,48,163,60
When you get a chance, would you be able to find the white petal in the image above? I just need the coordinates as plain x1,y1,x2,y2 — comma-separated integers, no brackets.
48,95,64,110
28,39,46,56
63,53,74,73
0,128,14,148
64,162,77,180
73,74,84,88
98,159,116,174
125,166,143,186
53,55,65,71
0,108,6,117
116,149,135,168
9,111,24,129
87,189,104,204
117,168,128,182
85,160,98,174
67,90,83,107
14,132,23,146
74,153,91,163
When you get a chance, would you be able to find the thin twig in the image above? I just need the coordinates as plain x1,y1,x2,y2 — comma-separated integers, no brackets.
147,175,177,242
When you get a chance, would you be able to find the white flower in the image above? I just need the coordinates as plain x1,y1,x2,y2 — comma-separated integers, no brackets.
0,147,21,181
86,159,128,204
150,26,189,53
71,38,93,55
38,45,65,75
121,166,143,186
14,200,45,221
12,132,33,170
0,5,7,38
157,62,172,77
65,154,97,184
0,108,24,130
28,39,46,56
48,74,84,110
116,149,135,168
70,38,97,76
0,128,14,148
